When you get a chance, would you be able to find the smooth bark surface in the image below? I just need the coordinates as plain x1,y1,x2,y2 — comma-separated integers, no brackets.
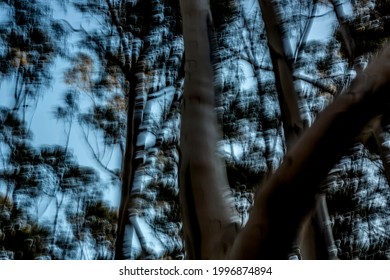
179,0,240,259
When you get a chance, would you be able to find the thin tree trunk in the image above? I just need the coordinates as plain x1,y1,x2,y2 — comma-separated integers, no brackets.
257,0,305,147
114,72,137,260
179,0,240,259
257,0,333,259
229,44,390,259
315,194,338,259
331,0,357,67
106,0,140,260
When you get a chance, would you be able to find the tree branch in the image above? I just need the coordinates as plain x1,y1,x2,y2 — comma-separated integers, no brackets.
229,43,390,259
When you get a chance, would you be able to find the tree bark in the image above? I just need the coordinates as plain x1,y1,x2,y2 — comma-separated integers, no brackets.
179,0,240,259
115,83,137,260
258,0,332,259
105,0,146,260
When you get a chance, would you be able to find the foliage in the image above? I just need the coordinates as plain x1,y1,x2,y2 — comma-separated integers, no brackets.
0,106,118,259
0,0,69,113
1,0,390,260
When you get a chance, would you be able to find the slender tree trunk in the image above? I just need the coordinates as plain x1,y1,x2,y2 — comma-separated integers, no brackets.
331,0,357,67
114,72,137,260
179,0,240,259
257,0,333,259
106,0,140,260
257,0,305,147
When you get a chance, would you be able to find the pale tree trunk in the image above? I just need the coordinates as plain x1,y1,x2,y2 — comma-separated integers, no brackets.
179,0,241,259
229,44,390,259
331,0,356,67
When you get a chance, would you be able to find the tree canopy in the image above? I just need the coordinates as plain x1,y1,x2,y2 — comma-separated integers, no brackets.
1,0,390,260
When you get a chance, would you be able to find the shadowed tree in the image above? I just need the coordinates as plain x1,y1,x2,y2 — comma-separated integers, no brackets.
0,109,117,259
68,0,184,259
3,0,390,260
0,0,69,121
179,0,390,259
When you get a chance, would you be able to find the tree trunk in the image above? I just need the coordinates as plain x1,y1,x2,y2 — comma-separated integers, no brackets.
179,0,240,259
106,0,141,260
258,0,332,259
115,87,137,260
257,0,305,147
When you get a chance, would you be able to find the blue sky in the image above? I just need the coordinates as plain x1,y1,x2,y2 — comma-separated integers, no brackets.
0,0,361,259
0,1,121,207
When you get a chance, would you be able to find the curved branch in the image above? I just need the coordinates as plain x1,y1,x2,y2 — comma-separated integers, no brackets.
229,44,390,259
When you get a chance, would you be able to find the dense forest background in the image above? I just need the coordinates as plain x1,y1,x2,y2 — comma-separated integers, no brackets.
1,0,390,260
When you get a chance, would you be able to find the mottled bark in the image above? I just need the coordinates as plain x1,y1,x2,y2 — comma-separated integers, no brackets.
229,44,390,259
179,0,240,259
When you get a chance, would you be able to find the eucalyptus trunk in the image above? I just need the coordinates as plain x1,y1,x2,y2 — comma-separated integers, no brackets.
179,0,240,259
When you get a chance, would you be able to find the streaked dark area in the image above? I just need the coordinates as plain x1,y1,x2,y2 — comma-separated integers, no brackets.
1,0,390,259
